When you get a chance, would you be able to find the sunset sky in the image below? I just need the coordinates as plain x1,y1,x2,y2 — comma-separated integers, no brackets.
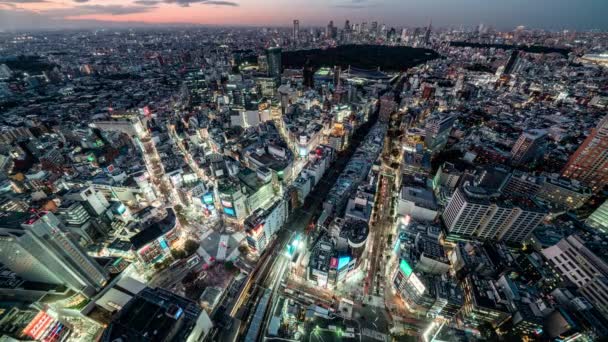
0,0,606,31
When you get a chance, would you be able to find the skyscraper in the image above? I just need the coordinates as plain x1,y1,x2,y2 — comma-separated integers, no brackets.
502,50,521,75
424,20,432,45
326,21,332,38
442,184,546,243
266,47,282,79
0,211,108,296
510,129,547,166
425,113,456,153
293,19,299,42
64,186,110,216
562,115,608,192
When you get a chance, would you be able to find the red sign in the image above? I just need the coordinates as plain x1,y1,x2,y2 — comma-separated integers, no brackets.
23,311,53,340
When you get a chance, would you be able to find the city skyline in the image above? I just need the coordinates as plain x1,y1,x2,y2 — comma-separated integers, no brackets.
1,3,608,340
1,0,607,31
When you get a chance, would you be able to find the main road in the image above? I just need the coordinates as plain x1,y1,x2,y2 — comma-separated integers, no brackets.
229,75,406,341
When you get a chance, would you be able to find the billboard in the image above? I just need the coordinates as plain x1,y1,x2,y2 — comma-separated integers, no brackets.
399,259,413,277
115,203,126,215
158,237,169,250
223,207,236,217
202,192,214,205
338,256,351,270
23,311,54,340
407,273,426,295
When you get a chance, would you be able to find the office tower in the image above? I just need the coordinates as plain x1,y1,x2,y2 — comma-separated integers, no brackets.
333,65,341,88
371,21,378,34
442,185,491,237
293,19,299,42
500,170,543,197
542,235,608,318
425,114,456,153
586,199,608,233
562,115,608,192
64,186,110,216
266,47,282,79
510,129,547,165
0,211,108,296
502,50,521,75
326,21,334,39
303,59,314,88
101,287,213,342
442,184,546,243
360,22,367,33
424,20,432,45
536,176,592,210
257,54,268,74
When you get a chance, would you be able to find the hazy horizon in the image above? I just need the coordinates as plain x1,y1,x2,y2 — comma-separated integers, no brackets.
0,0,607,32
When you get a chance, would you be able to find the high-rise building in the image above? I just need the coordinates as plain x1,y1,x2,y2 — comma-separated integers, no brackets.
510,129,547,166
101,286,213,342
326,21,334,39
371,21,378,35
245,199,288,254
542,235,608,318
266,47,282,79
293,19,299,42
425,113,456,153
586,199,608,233
0,211,108,296
424,20,432,45
442,184,546,243
536,175,592,210
562,115,608,192
502,50,521,75
64,186,110,216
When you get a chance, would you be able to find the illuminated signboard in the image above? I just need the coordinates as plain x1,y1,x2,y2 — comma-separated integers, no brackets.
407,273,426,295
330,257,338,268
202,193,214,205
221,200,233,208
338,256,351,270
393,239,400,253
224,207,236,217
250,224,264,237
159,237,169,250
23,311,54,340
116,203,126,215
399,259,413,277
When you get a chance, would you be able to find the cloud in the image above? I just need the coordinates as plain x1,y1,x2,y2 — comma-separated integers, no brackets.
163,0,238,7
332,0,373,9
43,4,158,17
0,0,50,3
134,0,160,5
